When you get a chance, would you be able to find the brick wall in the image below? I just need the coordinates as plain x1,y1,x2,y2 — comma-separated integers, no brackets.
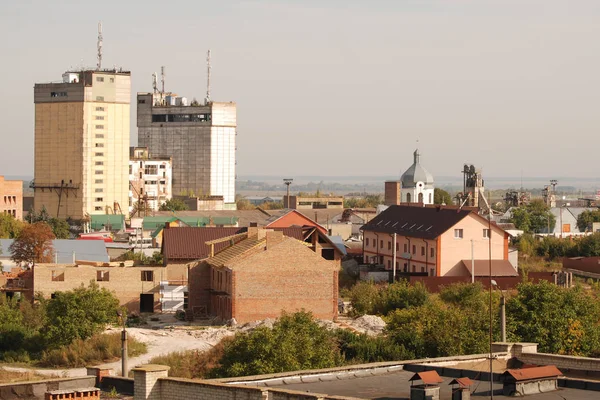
227,239,338,323
33,263,170,312
563,257,600,275
0,175,23,220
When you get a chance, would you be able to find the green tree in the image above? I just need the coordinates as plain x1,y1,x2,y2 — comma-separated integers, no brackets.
26,206,70,239
348,281,381,316
43,282,120,347
47,218,70,239
0,213,24,239
159,198,189,212
576,209,600,232
506,281,600,355
574,233,600,257
375,281,429,315
10,222,55,265
344,195,383,208
433,188,453,205
510,200,555,233
209,311,340,377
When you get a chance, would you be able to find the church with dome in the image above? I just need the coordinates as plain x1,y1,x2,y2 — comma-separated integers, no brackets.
384,149,435,206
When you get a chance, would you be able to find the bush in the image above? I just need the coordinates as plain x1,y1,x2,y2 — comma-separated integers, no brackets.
43,282,120,347
335,329,413,363
209,311,340,378
148,339,231,379
39,333,147,368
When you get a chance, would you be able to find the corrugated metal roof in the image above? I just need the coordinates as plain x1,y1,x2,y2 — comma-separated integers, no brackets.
143,216,239,230
90,215,125,231
361,205,472,240
409,371,443,385
150,210,288,228
503,366,562,382
460,260,518,277
0,239,109,264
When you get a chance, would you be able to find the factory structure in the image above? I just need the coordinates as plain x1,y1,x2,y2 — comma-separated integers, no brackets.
137,60,237,209
33,68,131,219
31,25,237,220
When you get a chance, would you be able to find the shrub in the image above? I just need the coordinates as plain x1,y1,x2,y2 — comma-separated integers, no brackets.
148,339,231,379
335,329,413,363
39,333,147,368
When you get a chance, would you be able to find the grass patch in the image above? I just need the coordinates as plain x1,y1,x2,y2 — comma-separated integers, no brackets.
148,338,231,379
38,333,147,368
0,369,57,384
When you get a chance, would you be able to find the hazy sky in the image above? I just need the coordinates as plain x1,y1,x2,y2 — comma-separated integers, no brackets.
2,0,600,181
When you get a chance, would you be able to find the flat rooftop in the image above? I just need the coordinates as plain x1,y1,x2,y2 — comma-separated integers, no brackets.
226,356,599,400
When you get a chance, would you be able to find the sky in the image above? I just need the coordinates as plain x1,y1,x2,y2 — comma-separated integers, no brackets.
1,0,600,181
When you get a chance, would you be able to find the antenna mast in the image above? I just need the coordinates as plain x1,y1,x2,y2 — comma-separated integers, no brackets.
160,66,166,105
205,50,211,105
97,21,103,70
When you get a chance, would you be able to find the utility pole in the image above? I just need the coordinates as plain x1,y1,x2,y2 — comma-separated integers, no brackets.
471,239,475,284
392,233,397,282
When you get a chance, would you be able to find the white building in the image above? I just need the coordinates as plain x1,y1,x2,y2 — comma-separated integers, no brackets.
129,147,172,214
401,149,434,204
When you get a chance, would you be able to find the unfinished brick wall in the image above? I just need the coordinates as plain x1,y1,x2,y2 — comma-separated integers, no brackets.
227,239,338,323
33,263,168,312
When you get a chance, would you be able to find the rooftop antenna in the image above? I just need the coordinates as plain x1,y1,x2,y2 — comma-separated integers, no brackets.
97,21,103,70
205,50,211,105
161,66,166,95
152,72,158,95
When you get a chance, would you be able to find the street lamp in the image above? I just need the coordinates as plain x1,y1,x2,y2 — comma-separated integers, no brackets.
283,179,293,208
116,310,128,377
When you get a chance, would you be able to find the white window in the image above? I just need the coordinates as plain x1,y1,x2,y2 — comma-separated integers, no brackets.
95,107,105,111
95,152,104,157
96,77,104,82
95,116,104,120
95,125,104,129
454,229,464,239
96,96,104,101
483,229,490,239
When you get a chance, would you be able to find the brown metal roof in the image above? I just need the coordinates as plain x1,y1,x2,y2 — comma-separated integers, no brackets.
361,205,473,240
460,260,518,277
162,227,246,261
449,377,474,387
162,227,308,262
503,366,562,382
409,370,443,385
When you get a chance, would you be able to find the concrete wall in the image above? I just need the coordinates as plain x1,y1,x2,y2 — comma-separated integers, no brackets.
34,71,130,219
0,376,95,399
133,365,362,400
137,97,236,203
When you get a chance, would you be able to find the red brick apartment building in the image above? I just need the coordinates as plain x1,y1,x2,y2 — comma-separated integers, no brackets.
0,176,23,220
189,229,339,323
361,204,514,277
